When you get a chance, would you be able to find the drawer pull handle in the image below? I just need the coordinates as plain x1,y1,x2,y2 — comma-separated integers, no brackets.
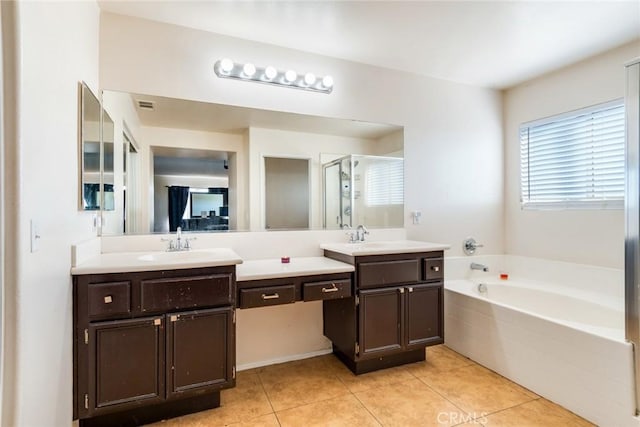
261,293,280,300
322,283,339,293
408,287,414,293
153,319,161,326
432,266,440,272
399,288,405,294
104,295,113,304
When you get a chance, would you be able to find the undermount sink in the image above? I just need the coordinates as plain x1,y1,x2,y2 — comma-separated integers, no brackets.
320,240,450,256
137,249,224,263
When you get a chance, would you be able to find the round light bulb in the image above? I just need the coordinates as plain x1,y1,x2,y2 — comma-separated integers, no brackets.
321,75,334,88
243,63,256,77
284,70,297,83
264,66,277,80
304,72,316,86
219,58,234,74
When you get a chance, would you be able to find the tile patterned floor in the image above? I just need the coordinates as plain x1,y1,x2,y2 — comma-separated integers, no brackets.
149,345,593,427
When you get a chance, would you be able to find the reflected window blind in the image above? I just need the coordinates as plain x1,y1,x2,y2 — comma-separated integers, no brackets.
366,161,404,206
520,100,625,209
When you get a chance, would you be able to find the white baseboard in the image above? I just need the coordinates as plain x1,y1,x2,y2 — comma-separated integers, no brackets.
236,348,334,372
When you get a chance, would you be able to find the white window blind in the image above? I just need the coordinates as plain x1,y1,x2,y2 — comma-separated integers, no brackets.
366,160,404,206
520,100,625,209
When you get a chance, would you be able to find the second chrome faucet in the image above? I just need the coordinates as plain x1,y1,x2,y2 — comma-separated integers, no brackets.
347,224,369,243
162,226,196,251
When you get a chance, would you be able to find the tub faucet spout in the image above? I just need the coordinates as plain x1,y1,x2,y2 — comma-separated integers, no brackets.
470,262,489,272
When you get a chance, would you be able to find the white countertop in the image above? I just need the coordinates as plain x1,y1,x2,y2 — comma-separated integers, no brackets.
71,248,243,275
320,240,450,256
236,257,354,282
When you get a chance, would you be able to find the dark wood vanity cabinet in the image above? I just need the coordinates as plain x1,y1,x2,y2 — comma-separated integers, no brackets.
73,266,236,426
358,283,443,357
323,251,444,374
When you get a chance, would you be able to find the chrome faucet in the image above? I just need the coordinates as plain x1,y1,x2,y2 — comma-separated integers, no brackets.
470,262,489,272
162,226,196,251
356,224,369,242
176,226,182,248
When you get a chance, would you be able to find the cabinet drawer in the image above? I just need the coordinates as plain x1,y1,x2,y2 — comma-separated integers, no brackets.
88,281,131,320
140,274,233,313
239,285,296,308
303,279,351,301
358,259,420,289
423,258,444,281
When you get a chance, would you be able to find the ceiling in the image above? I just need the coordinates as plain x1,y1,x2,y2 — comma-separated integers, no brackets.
125,92,401,138
98,1,640,89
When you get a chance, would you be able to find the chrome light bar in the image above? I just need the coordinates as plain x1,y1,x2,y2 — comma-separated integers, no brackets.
214,58,334,94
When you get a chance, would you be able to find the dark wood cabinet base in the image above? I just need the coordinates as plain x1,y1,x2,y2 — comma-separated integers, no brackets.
332,345,425,375
78,392,221,427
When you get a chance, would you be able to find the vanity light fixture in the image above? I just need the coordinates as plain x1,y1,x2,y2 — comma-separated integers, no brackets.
214,58,334,94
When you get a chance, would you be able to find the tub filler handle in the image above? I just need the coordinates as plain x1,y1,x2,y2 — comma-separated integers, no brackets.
463,237,484,255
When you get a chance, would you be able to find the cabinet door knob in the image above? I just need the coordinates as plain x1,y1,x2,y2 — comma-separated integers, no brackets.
262,293,280,300
153,318,162,326
399,288,405,294
432,266,440,272
104,295,113,304
408,287,413,293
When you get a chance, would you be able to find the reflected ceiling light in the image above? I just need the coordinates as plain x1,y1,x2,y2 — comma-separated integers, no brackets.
213,59,333,94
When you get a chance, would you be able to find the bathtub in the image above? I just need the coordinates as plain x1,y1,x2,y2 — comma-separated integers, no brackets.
444,255,637,427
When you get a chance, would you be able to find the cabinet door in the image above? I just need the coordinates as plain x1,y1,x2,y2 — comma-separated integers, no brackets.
358,287,404,359
405,283,444,348
166,307,235,399
86,316,164,416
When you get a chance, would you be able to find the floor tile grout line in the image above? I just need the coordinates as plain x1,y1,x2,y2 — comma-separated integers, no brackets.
255,371,278,417
416,374,544,424
351,389,385,427
474,397,544,421
415,376,472,418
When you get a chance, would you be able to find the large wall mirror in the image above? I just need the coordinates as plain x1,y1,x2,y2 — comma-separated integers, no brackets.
100,90,404,235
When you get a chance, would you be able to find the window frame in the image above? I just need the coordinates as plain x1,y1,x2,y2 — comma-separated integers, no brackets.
519,99,625,211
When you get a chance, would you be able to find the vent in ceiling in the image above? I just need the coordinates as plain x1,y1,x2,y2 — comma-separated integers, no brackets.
137,100,155,111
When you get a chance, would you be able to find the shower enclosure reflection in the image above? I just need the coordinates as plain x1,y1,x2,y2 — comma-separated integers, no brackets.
323,154,404,229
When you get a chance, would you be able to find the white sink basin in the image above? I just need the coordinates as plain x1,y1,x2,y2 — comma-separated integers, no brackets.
137,249,224,263
320,240,450,256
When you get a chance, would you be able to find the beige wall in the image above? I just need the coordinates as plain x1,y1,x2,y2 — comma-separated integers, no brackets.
503,40,640,269
7,2,101,426
99,12,505,255
374,129,404,156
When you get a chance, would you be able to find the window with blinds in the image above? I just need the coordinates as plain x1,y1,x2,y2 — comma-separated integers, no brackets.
366,160,404,206
520,100,625,209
